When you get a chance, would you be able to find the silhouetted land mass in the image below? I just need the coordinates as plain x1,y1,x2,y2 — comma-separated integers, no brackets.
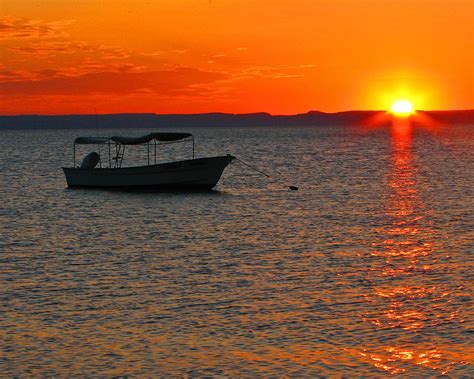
0,110,473,129
415,110,474,124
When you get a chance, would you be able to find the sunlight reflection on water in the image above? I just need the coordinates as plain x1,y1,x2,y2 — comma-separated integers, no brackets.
358,119,472,375
0,125,473,376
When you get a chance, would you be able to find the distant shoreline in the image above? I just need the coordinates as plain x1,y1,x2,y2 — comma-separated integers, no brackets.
1,110,473,129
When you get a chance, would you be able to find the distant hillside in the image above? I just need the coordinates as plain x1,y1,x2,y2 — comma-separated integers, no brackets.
415,110,474,124
0,110,473,129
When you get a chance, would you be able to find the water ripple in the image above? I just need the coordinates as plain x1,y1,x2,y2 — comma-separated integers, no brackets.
0,125,473,376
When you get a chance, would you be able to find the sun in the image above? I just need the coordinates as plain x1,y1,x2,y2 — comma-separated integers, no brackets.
390,100,414,117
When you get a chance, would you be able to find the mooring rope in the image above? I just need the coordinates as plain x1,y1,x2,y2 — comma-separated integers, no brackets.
234,157,299,190
234,157,271,178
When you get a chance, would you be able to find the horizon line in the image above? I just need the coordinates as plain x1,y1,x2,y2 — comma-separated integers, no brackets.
2,109,474,117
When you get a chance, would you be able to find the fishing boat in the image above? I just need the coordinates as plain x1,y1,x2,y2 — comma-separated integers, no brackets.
63,132,235,191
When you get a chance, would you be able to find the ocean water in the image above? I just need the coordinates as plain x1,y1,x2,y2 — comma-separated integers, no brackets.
0,123,473,376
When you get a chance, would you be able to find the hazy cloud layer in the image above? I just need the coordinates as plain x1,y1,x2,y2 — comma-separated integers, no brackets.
0,14,319,113
0,67,227,96
0,15,72,40
8,41,130,60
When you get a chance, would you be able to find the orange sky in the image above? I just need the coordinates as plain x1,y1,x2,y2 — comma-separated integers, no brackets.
1,0,473,115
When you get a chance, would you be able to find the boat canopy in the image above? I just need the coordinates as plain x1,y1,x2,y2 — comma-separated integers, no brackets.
74,133,193,145
75,136,110,145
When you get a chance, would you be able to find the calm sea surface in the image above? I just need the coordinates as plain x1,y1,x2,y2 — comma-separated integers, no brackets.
1,123,473,376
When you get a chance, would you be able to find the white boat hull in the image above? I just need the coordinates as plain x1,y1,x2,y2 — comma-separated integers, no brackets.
63,155,235,191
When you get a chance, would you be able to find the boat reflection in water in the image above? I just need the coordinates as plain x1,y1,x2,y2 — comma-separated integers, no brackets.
356,118,470,375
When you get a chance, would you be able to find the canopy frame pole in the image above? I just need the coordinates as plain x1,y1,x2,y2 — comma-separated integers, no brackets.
120,145,125,168
98,143,102,168
114,143,119,168
116,144,120,168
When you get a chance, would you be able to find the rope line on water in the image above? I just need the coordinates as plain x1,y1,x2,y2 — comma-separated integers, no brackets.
234,157,271,178
234,157,298,190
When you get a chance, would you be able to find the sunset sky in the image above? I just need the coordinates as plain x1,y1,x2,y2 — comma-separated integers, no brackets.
1,0,473,115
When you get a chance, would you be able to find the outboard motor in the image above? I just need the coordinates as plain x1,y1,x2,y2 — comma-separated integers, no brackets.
80,152,100,169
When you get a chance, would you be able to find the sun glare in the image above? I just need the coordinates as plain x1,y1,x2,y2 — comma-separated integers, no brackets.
391,100,414,117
